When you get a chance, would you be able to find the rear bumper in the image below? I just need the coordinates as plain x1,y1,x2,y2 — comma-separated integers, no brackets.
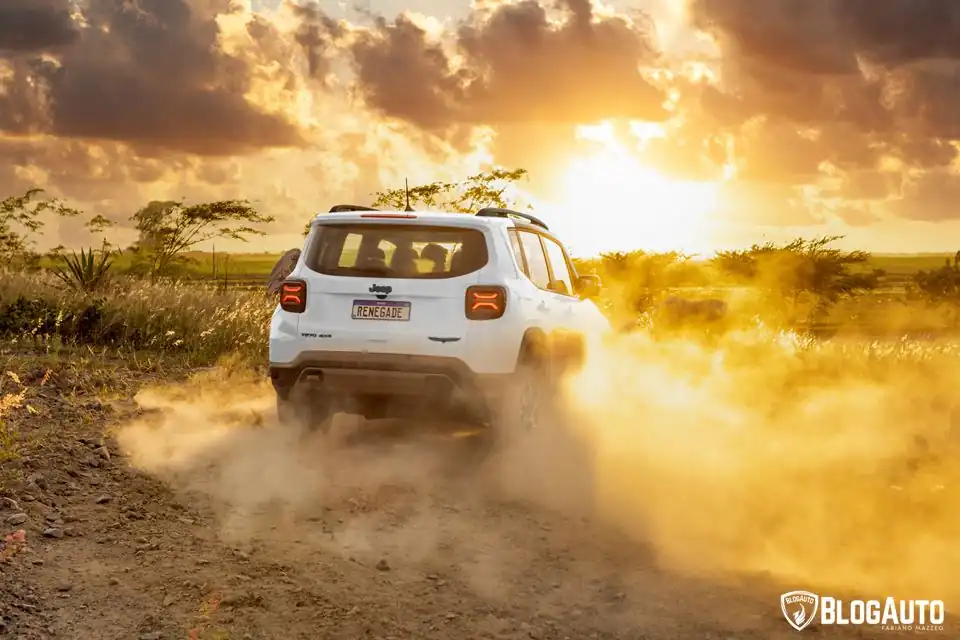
268,350,511,402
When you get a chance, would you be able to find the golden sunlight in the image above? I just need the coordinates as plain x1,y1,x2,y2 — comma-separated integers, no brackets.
550,121,720,255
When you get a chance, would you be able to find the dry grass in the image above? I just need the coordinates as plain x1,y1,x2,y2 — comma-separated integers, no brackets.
0,271,270,487
0,372,29,477
0,347,197,492
0,270,274,365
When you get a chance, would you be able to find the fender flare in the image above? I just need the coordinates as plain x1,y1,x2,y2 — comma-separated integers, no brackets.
516,327,586,373
516,327,549,368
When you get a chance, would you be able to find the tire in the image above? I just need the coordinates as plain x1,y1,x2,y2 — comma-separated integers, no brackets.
277,386,335,434
491,347,555,442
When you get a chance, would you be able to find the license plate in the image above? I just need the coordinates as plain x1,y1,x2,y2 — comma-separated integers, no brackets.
351,299,411,321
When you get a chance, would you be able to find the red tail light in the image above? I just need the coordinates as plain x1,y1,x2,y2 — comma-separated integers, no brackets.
465,285,506,320
280,279,306,313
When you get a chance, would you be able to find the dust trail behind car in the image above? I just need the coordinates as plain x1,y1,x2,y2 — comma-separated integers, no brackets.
565,327,960,604
115,326,960,612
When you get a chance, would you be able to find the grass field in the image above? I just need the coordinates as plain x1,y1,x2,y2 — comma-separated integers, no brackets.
179,251,288,277
40,250,284,279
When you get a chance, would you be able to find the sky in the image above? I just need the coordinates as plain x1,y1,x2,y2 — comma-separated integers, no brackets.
3,0,960,257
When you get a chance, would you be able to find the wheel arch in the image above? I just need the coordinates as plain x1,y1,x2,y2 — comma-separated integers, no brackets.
516,327,550,368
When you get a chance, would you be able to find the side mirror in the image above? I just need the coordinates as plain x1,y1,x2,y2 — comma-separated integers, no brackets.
547,279,570,295
576,274,602,299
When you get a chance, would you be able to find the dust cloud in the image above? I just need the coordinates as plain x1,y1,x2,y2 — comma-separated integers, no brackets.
565,326,960,603
114,327,960,606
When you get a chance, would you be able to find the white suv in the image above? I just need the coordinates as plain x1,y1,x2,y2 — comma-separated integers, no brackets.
268,205,611,434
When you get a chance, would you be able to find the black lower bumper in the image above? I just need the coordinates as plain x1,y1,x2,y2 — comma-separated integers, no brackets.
269,351,510,403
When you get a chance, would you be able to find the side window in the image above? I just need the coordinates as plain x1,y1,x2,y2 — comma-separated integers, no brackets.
542,236,574,296
508,229,527,275
518,231,550,289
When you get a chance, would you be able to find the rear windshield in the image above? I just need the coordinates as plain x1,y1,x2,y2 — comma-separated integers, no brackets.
305,223,489,279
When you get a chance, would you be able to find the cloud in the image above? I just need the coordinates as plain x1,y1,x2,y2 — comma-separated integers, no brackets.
833,170,903,201
349,13,463,130
3,0,960,250
687,0,960,220
890,170,960,222
289,1,344,81
832,202,883,227
0,0,79,54
348,0,668,129
0,0,302,154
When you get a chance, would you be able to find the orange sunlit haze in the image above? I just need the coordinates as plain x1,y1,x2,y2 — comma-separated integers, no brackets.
3,0,960,255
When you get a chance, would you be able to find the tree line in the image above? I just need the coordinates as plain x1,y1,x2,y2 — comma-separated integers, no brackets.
4,171,960,326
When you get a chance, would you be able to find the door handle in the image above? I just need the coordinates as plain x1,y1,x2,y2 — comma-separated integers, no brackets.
537,301,550,313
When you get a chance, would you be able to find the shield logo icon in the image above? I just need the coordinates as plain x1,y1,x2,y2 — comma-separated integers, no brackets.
780,590,819,631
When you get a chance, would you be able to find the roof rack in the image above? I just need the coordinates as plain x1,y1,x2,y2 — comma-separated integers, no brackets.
475,207,548,230
328,204,379,213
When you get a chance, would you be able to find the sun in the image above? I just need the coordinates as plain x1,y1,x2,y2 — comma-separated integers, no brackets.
549,122,721,256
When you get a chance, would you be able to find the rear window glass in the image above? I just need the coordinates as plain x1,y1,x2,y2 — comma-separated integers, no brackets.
305,223,489,279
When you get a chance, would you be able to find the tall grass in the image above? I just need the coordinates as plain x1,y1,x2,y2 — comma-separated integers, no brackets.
0,371,29,490
0,271,274,365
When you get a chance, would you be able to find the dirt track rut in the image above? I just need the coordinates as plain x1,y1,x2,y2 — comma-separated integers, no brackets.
0,383,946,639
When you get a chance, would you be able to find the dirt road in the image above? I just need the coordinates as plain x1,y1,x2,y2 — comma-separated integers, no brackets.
0,361,952,639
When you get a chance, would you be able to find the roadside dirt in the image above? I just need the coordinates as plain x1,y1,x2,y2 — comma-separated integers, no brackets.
0,357,953,639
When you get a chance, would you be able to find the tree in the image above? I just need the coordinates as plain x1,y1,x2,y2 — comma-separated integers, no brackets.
913,251,960,304
129,199,274,281
0,188,82,269
371,168,530,213
712,236,877,326
598,249,696,315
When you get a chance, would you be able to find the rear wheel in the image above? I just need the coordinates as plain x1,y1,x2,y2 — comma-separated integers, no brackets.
491,345,556,442
277,386,336,434
513,362,551,432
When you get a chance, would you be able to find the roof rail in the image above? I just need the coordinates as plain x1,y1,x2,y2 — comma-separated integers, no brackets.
328,204,379,213
475,207,548,230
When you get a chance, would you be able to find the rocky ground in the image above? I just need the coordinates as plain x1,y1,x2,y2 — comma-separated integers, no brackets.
0,352,951,639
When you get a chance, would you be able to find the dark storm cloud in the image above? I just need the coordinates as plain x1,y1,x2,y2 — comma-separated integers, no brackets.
0,0,79,53
290,1,344,81
0,57,58,134
350,13,465,130
836,0,960,65
691,0,855,76
688,0,960,212
691,0,960,73
348,0,667,129
690,0,960,133
0,0,302,155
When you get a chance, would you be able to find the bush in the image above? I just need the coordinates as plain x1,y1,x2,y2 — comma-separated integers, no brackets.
0,271,273,365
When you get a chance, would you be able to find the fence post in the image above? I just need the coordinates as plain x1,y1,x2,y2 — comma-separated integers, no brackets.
221,255,229,294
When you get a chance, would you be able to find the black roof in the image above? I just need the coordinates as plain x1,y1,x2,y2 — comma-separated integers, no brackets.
475,207,548,230
327,204,379,212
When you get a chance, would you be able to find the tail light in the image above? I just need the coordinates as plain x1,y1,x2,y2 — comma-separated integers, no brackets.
280,279,306,313
465,285,506,320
